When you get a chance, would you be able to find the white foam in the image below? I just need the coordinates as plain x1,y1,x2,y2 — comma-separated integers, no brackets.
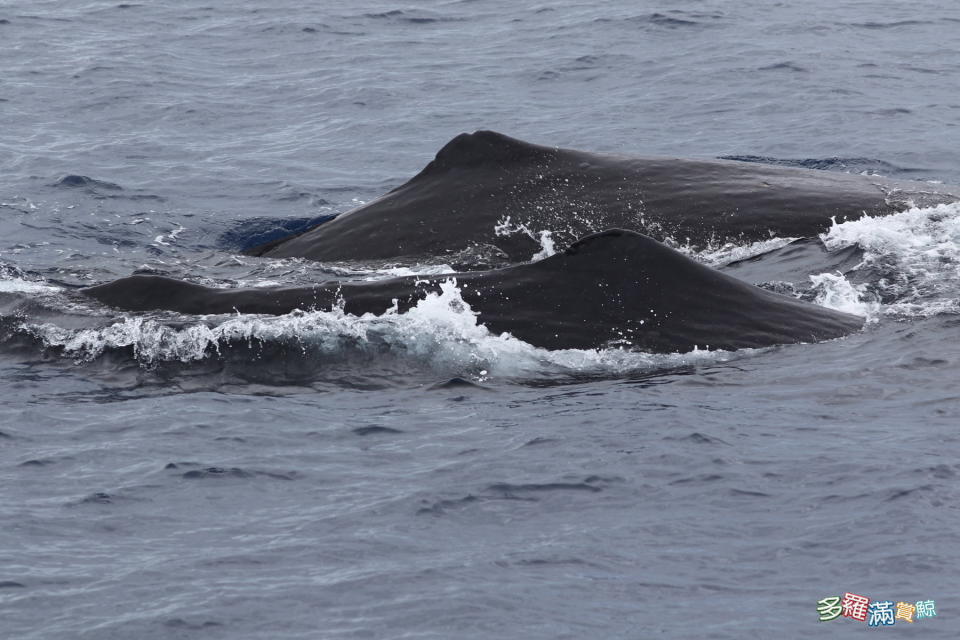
693,237,799,267
0,277,61,294
365,264,457,278
679,202,960,320
820,202,960,317
808,272,880,319
153,224,186,247
531,230,556,260
494,215,558,261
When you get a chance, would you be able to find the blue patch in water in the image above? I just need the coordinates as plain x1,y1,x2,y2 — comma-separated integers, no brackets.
219,214,338,252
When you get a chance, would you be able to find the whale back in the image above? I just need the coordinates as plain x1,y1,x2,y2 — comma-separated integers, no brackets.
85,230,864,353
248,131,959,265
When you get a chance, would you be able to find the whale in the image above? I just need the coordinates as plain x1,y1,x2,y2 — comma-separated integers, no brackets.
246,130,960,266
83,230,864,353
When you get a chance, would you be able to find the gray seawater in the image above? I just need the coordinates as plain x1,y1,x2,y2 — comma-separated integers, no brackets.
2,1,960,637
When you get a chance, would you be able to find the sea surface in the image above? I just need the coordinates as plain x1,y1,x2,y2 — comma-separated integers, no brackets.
2,1,960,638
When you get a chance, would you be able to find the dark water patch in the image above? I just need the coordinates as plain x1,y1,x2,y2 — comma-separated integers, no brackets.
913,464,957,479
511,557,592,567
758,62,808,73
362,10,462,24
417,494,480,515
552,54,632,74
574,54,602,67
116,4,141,9
182,466,253,479
0,430,12,439
180,466,296,480
164,619,222,630
848,20,934,29
642,13,697,27
663,432,729,445
0,581,25,588
669,473,725,486
53,175,122,191
820,492,872,503
164,462,200,469
728,488,772,498
183,467,240,479
50,175,164,202
522,437,557,447
583,475,621,485
862,73,903,81
486,481,605,497
182,467,253,480
70,65,119,79
0,19,10,25
886,484,934,501
219,213,337,252
106,193,165,202
519,366,693,390
18,458,57,467
198,554,266,568
427,377,489,390
79,492,115,504
365,9,403,18
259,22,332,35
868,107,913,116
352,425,403,436
606,11,723,29
895,357,950,370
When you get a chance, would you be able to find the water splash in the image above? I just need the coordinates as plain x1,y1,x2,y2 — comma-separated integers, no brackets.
22,278,747,378
0,277,61,295
694,236,799,267
820,202,960,317
809,272,880,319
494,215,558,261
531,230,556,260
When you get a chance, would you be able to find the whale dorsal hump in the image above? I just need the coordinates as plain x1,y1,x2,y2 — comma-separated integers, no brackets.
557,229,680,266
422,130,557,174
542,228,739,290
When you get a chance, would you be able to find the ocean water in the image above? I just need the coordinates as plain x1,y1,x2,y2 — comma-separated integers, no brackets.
2,1,960,637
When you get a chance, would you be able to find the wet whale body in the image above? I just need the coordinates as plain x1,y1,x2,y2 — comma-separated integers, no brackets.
83,230,863,352
247,130,959,266
80,132,960,354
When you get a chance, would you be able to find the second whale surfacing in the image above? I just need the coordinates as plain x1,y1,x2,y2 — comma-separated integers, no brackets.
247,130,959,265
83,230,863,353
78,130,958,355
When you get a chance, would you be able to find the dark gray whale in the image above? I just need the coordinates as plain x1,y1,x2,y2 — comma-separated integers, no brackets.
247,130,959,266
84,230,863,352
